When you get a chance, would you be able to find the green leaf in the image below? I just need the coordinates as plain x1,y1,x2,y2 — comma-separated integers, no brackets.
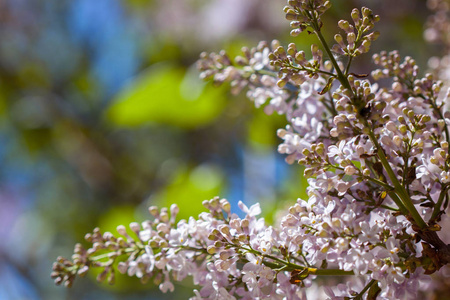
106,64,226,129
319,76,335,95
247,108,284,146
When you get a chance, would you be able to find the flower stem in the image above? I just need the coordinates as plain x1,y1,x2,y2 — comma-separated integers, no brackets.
354,279,377,300
430,185,449,222
368,130,427,229
310,16,352,92
242,245,354,276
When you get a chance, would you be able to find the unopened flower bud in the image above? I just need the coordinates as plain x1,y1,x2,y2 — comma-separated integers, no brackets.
347,32,356,45
393,135,402,147
420,115,431,123
220,250,233,260
117,225,127,236
159,212,169,223
432,83,441,93
97,269,109,282
219,225,231,235
367,31,380,41
362,168,371,176
277,78,288,88
413,86,422,94
238,234,247,242
220,198,231,213
351,8,361,25
430,156,439,165
334,34,345,47
207,246,217,254
149,206,159,216
158,239,168,248
338,20,351,31
304,168,314,177
392,82,402,92
210,197,220,209
399,124,408,134
170,204,179,216
344,165,356,176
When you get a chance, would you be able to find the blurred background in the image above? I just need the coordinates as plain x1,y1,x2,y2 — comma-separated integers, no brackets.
0,0,438,299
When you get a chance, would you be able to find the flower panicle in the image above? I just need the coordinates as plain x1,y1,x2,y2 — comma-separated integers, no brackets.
53,2,450,299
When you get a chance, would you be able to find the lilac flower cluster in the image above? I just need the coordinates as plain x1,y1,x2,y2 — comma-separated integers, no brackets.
53,1,450,299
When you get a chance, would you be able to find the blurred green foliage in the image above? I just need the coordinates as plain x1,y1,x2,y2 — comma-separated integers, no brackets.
149,163,225,220
107,64,227,128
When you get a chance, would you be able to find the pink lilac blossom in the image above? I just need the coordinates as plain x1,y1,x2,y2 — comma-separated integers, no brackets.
53,1,450,299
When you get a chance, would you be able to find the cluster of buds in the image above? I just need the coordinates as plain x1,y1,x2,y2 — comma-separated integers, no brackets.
332,7,380,57
370,51,448,108
197,41,282,95
52,204,185,290
298,142,327,177
269,42,331,88
284,0,332,36
51,243,90,288
372,51,419,82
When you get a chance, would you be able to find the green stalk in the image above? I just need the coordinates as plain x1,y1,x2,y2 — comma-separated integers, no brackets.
309,268,354,276
431,186,449,222
425,94,450,154
344,56,353,76
368,131,427,229
243,245,354,276
386,191,409,216
354,279,377,300
312,23,352,92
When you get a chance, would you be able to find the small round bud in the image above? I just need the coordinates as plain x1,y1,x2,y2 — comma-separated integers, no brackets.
393,135,402,147
129,222,140,234
362,168,371,176
304,168,314,177
220,198,231,213
399,124,408,134
392,82,403,92
207,246,217,254
347,32,356,45
170,204,179,216
277,78,288,88
149,206,159,216
219,225,231,235
338,20,350,31
344,165,357,176
159,212,169,223
117,225,127,236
